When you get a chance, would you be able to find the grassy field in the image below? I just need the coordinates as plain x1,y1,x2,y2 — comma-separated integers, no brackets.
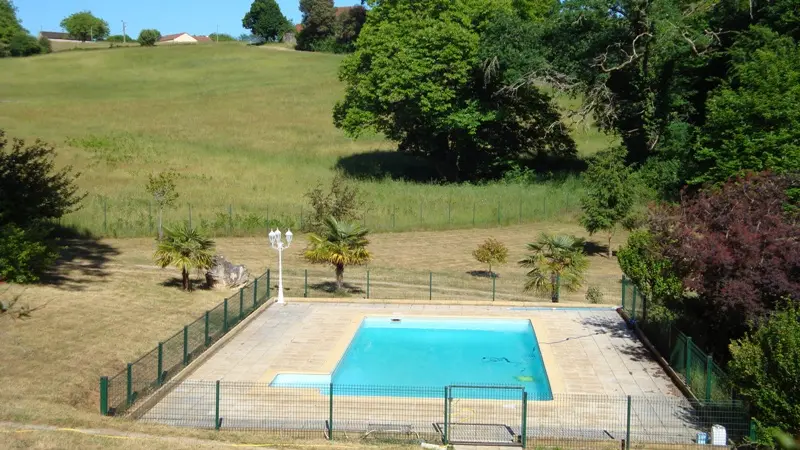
50,41,140,52
0,43,615,237
0,225,624,431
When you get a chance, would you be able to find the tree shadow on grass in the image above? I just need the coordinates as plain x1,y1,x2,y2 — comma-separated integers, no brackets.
334,150,443,182
583,240,610,257
467,270,501,279
159,277,212,291
39,225,120,292
310,281,365,296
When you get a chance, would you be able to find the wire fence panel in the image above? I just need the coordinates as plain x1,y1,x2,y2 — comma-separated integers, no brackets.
137,382,751,448
101,271,271,417
334,385,444,444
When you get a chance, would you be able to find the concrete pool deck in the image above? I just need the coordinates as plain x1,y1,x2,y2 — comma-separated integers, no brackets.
182,301,679,397
139,301,721,446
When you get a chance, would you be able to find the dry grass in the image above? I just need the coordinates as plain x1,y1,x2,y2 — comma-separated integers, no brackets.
0,44,612,237
0,224,623,432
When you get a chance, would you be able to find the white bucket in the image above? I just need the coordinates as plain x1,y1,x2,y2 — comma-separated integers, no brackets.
711,425,727,446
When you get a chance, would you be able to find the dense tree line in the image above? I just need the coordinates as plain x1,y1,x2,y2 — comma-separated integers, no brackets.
0,0,50,57
296,0,367,53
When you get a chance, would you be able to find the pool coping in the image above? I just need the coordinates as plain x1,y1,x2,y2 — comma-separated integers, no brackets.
260,310,566,394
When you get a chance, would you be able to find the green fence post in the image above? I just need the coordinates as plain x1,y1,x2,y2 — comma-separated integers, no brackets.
215,380,221,430
492,273,496,301
625,395,631,450
621,276,627,310
126,363,133,407
443,386,449,444
223,299,228,333
183,325,189,366
686,337,693,388
705,355,713,402
228,204,233,235
103,197,108,235
429,272,432,300
304,269,308,298
99,376,109,415
267,269,271,299
157,342,163,385
472,202,476,226
253,278,258,308
238,288,244,322
448,199,451,225
366,270,370,299
521,390,528,448
631,286,638,319
328,383,334,440
749,418,757,442
204,310,210,346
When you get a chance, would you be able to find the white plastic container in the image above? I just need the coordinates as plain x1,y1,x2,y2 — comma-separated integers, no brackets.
711,425,727,446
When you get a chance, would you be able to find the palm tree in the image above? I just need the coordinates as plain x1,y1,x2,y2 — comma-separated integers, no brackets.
154,224,215,291
519,233,588,303
304,216,371,291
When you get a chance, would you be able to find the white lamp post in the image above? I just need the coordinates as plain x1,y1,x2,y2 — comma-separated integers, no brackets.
268,228,293,305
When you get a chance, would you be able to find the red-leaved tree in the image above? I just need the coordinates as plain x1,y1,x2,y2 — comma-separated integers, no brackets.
656,172,800,357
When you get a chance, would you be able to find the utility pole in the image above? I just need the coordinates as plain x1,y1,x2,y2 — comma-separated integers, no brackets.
121,20,127,43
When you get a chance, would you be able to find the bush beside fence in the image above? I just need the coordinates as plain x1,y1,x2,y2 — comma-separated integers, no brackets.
620,277,735,402
100,270,272,416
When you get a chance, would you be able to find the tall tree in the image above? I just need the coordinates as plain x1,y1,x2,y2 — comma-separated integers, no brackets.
153,225,215,291
511,0,558,22
242,0,291,42
692,28,800,184
304,216,371,291
0,0,24,44
579,146,635,257
334,1,575,181
60,11,109,42
333,5,367,51
519,233,588,302
296,0,336,50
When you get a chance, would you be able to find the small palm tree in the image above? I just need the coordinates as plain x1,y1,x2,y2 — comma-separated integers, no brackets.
519,233,588,303
304,216,371,291
154,224,215,291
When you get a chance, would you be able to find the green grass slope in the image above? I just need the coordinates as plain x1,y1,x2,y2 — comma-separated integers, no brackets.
0,44,613,236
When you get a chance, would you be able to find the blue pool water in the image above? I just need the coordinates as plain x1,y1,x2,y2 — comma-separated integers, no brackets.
271,317,552,399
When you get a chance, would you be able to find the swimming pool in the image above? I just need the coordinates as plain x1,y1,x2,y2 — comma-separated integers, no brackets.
271,317,552,399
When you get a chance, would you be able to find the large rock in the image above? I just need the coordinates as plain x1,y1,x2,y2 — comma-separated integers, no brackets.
205,255,249,290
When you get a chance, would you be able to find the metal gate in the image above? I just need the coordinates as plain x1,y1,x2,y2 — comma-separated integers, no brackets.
440,385,527,447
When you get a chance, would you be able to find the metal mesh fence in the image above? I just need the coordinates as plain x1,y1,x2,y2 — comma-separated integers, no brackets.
620,277,735,402
139,381,752,448
280,267,621,304
101,270,272,416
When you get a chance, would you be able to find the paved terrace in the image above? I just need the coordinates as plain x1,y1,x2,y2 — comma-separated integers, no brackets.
141,301,700,445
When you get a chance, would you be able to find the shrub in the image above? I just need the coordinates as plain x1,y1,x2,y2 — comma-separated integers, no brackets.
585,286,603,304
0,224,57,283
37,35,52,54
472,238,509,277
8,32,41,57
137,29,161,47
304,174,364,233
728,302,800,439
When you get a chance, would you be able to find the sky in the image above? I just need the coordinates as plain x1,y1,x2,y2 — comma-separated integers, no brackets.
16,0,357,38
